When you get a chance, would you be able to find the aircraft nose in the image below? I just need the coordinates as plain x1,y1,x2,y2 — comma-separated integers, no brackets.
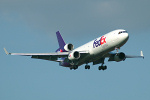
125,33,129,39
122,33,129,41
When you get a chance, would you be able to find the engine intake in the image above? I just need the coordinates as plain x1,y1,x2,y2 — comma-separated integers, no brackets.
68,51,80,60
64,43,74,51
114,52,126,62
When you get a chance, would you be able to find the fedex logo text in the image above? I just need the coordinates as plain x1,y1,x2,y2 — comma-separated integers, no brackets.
93,36,106,48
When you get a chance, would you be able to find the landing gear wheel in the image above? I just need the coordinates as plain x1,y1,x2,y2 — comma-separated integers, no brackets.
74,66,78,70
98,66,107,70
85,65,87,69
87,65,90,69
98,66,102,70
70,65,78,70
85,65,90,69
102,66,107,70
70,67,73,70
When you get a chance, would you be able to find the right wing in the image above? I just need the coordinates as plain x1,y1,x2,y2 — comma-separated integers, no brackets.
4,48,89,62
4,48,69,61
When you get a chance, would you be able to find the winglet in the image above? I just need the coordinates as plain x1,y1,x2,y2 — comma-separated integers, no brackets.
141,51,144,59
4,48,10,55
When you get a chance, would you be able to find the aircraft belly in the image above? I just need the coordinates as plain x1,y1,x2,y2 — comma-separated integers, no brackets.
77,43,115,66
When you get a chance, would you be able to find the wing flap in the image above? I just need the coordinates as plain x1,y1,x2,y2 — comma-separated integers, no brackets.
31,55,58,61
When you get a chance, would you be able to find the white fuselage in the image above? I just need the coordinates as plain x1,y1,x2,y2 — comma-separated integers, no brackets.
73,29,129,66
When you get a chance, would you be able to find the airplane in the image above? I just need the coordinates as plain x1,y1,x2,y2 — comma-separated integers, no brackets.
4,29,144,70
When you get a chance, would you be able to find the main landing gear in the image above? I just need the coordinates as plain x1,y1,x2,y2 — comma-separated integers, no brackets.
98,65,107,70
85,64,107,70
85,65,90,69
98,64,107,70
70,64,107,70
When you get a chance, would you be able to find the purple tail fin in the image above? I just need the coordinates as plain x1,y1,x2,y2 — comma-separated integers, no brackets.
56,31,66,52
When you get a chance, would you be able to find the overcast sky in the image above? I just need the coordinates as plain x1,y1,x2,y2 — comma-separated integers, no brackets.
0,0,150,100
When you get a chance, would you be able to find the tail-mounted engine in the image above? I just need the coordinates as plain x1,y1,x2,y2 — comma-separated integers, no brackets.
68,51,80,60
64,43,74,51
114,52,126,62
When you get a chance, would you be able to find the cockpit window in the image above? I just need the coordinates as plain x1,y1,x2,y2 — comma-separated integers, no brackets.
118,31,127,34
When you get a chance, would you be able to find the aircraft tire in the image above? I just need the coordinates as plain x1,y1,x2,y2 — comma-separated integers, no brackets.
98,66,102,70
74,66,78,70
101,66,107,70
104,66,107,70
87,65,90,69
85,65,90,69
85,65,87,69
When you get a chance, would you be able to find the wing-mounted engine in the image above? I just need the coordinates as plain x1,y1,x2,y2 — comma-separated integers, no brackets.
68,51,80,60
64,43,74,51
114,52,126,62
109,52,126,62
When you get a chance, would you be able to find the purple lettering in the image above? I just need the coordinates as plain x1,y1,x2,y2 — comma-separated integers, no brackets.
93,38,101,48
93,36,106,48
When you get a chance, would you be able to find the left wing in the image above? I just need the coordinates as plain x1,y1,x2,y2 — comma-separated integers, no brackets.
92,51,144,65
125,51,144,59
107,51,144,62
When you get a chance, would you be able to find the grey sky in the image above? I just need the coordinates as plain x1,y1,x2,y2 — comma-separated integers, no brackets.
0,1,149,100
1,0,150,36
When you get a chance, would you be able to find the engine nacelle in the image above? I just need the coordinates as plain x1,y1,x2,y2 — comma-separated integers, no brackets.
64,43,74,51
68,51,80,60
114,52,126,62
